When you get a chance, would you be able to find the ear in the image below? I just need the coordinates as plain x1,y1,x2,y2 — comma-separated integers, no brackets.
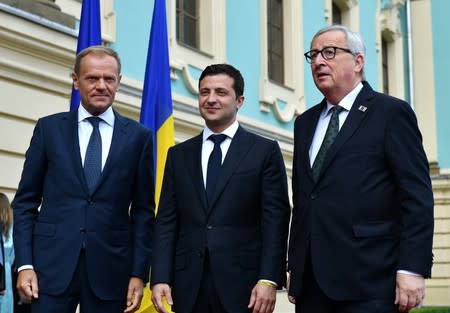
354,54,364,74
71,72,79,90
236,95,245,111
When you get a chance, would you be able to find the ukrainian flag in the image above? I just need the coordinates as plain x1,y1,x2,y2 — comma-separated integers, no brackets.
138,0,174,312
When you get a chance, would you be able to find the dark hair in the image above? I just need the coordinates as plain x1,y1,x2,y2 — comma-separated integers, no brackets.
73,45,121,75
198,64,245,98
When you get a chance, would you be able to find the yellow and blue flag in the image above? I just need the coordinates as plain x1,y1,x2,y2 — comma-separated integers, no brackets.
138,0,174,312
70,0,102,111
140,0,175,207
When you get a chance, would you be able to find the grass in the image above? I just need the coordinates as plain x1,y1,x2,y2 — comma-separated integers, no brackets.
410,307,450,313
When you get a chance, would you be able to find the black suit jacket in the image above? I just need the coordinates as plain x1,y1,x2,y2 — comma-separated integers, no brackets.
151,126,290,312
288,82,434,301
13,109,154,300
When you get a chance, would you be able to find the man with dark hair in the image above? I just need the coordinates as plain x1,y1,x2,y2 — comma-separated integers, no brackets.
151,63,290,313
13,46,154,313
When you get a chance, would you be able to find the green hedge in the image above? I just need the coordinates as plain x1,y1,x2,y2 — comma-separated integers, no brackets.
410,307,450,313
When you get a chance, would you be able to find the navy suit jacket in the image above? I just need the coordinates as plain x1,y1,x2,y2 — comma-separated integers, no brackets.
13,109,154,300
151,126,290,312
288,82,434,301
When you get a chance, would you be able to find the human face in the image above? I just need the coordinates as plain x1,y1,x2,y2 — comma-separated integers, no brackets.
72,53,121,116
309,30,363,104
199,74,244,133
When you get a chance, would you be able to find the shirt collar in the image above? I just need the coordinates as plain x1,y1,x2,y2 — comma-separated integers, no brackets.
78,105,115,127
202,120,239,143
325,82,363,114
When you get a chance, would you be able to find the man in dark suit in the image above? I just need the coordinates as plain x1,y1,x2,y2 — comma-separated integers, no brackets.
150,64,290,313
287,25,434,313
12,46,154,313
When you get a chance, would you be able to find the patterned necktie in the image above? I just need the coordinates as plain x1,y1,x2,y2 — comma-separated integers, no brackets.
206,134,228,203
311,105,344,182
84,117,102,194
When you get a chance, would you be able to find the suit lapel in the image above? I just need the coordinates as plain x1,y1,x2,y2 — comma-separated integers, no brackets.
63,109,90,195
317,82,375,181
185,134,209,210
306,101,327,182
208,126,253,209
92,110,128,194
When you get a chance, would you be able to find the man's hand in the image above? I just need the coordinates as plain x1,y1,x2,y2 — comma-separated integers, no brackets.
16,269,39,304
124,277,144,313
395,272,425,312
151,283,173,313
248,283,276,313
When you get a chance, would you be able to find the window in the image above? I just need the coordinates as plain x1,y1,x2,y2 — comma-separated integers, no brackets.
381,37,389,94
259,0,305,123
267,0,284,84
332,2,342,24
176,0,198,48
325,0,359,28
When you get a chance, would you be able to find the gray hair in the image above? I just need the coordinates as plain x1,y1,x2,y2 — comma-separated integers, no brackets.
311,25,366,79
74,45,121,76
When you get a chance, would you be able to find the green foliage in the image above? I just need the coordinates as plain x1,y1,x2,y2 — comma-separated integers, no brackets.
410,307,450,313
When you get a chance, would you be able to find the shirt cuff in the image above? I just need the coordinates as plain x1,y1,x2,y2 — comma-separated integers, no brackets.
397,270,422,277
18,265,34,272
258,279,278,287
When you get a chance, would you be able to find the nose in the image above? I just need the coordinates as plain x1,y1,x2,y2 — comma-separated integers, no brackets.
95,78,106,89
206,92,217,103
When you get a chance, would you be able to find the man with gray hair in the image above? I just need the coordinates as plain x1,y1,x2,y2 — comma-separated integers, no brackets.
288,25,434,313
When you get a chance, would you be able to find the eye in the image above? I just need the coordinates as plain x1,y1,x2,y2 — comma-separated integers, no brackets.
309,50,319,59
322,47,335,59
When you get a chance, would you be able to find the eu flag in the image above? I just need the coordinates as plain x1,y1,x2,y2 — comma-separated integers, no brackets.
70,0,102,111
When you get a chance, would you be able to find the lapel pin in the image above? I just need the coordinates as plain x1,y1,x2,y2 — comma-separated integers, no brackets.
358,105,367,112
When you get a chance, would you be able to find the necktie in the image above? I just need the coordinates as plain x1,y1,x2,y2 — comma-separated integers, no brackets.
84,117,102,194
206,134,228,203
311,105,344,181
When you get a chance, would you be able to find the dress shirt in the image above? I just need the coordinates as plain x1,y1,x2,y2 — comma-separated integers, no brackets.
78,105,115,170
201,120,239,188
18,105,115,273
309,82,362,166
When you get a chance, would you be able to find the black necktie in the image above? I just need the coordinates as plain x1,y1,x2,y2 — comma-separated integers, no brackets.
84,117,102,194
311,105,344,181
206,134,227,203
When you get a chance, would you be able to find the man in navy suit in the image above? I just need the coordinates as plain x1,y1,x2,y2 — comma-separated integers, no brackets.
12,46,154,313
287,25,434,313
150,64,290,313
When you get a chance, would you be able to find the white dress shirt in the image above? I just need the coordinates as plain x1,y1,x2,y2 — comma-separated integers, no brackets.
309,83,363,166
78,105,115,170
201,120,239,188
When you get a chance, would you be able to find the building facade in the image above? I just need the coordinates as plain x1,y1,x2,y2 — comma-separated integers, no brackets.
0,0,448,310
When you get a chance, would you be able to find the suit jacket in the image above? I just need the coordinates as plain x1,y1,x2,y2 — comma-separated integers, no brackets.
288,81,434,301
12,109,154,300
151,126,290,312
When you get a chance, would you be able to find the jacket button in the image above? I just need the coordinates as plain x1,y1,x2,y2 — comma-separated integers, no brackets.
207,225,213,230
310,193,317,200
80,228,86,233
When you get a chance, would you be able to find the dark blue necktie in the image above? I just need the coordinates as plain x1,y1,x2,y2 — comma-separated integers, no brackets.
84,117,102,194
311,105,344,182
206,134,227,203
